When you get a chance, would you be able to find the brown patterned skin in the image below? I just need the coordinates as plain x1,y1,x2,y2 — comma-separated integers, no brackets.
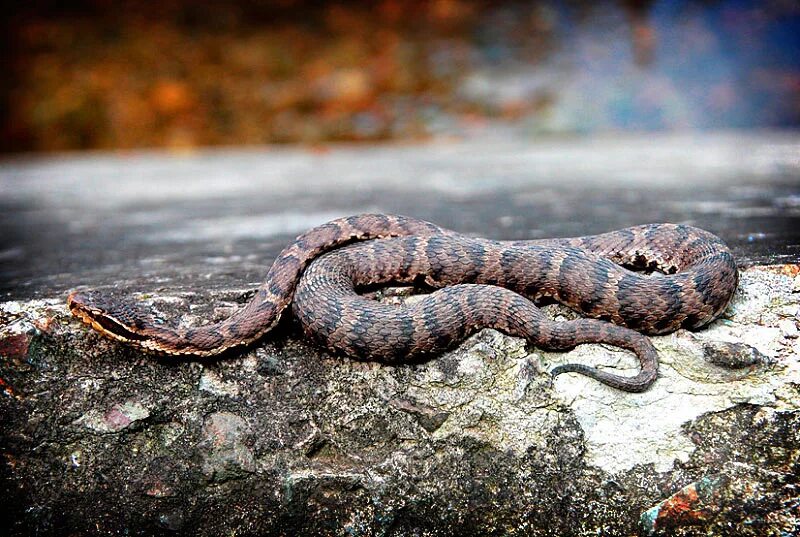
68,214,445,355
68,214,738,393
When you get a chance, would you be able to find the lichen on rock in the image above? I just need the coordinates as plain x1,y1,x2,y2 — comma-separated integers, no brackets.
1,265,798,535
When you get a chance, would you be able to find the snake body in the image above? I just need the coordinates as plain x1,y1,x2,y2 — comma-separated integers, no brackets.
68,214,738,392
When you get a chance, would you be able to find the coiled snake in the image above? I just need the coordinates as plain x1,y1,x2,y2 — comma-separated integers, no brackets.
68,214,738,392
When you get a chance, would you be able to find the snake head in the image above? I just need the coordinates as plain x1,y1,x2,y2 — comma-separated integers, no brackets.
68,290,154,343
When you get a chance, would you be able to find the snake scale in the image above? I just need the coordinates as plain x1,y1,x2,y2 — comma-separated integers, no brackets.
68,214,738,392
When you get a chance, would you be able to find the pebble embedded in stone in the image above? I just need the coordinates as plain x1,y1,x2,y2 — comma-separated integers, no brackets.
701,341,768,369
199,412,256,482
76,401,151,433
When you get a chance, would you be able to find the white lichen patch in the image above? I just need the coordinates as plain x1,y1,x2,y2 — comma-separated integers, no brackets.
405,330,562,453
547,265,800,474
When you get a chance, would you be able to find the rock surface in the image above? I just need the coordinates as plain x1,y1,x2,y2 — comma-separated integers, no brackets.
2,132,799,300
2,133,798,534
1,264,798,536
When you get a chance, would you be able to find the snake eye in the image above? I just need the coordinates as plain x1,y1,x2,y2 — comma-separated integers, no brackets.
67,291,90,311
68,291,110,315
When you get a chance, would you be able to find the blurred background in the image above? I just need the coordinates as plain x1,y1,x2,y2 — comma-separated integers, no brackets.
1,0,798,299
2,0,799,153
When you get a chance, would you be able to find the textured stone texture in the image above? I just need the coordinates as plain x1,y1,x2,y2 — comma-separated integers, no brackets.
1,264,798,536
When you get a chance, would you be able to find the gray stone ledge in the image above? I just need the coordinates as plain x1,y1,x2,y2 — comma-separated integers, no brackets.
1,264,798,536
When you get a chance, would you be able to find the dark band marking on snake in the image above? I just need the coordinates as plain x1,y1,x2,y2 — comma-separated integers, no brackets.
67,214,738,392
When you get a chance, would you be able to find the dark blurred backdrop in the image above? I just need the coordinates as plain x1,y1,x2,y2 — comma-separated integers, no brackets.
2,0,798,153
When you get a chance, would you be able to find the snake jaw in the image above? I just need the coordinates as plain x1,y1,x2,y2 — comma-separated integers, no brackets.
68,290,280,356
68,290,150,344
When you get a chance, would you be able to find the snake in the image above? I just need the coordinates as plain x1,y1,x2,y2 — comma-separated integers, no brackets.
68,213,738,392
